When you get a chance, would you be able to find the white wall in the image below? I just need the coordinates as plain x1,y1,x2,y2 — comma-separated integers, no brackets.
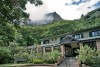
41,37,60,46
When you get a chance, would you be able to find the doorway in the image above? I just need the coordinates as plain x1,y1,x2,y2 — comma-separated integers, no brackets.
65,45,73,57
64,44,79,57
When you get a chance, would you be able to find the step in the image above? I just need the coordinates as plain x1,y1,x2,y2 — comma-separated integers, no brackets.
58,57,79,67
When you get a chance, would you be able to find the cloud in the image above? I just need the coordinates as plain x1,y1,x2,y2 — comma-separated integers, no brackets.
25,0,100,21
90,1,100,8
77,0,100,15
25,2,51,21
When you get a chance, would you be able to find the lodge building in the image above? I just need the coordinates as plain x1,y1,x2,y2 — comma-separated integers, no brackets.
28,26,100,57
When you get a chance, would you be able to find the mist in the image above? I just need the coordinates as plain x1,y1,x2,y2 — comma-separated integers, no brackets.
25,0,100,24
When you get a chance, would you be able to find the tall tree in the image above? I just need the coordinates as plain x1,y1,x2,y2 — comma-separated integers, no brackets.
0,0,42,26
0,0,42,46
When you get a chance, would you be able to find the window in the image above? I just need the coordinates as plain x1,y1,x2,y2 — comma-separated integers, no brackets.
51,38,57,41
54,46,60,51
60,37,64,41
73,34,83,39
98,31,100,35
83,41,97,49
90,30,100,37
43,40,49,44
45,47,51,52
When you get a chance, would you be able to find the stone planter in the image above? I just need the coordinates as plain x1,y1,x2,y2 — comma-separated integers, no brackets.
81,64,92,67
82,64,86,67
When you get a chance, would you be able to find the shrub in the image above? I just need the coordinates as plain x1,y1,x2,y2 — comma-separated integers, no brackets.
0,47,13,64
32,50,60,64
0,40,4,46
44,50,60,64
76,45,99,66
9,43,32,63
33,59,44,64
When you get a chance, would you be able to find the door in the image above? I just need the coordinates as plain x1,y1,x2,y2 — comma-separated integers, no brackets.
65,45,73,57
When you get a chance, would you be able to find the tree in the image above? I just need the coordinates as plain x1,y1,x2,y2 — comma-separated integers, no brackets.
0,47,13,64
0,0,42,46
0,23,16,46
0,0,42,26
8,42,32,63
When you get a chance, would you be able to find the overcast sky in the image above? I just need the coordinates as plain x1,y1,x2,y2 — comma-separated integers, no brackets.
25,0,100,21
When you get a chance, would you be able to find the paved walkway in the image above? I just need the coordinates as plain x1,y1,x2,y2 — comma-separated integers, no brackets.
58,57,78,67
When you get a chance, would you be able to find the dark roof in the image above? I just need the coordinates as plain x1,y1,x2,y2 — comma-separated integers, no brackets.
79,36,100,41
41,44,59,47
59,35,79,44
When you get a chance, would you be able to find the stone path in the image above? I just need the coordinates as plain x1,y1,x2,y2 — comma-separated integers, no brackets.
58,57,78,67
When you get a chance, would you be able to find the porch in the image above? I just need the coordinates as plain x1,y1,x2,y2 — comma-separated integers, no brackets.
59,35,80,57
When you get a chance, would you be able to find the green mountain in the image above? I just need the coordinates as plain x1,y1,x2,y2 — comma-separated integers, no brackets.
19,8,100,45
79,8,100,29
82,8,100,20
1,8,100,46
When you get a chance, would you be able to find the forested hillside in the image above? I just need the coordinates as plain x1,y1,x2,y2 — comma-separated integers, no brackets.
19,8,100,45
1,3,100,46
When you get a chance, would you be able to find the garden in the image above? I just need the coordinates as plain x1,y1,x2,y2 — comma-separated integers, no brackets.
77,45,100,67
0,42,60,66
1,40,100,67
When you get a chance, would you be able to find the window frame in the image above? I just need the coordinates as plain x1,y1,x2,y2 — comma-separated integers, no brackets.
73,34,83,39
90,30,100,37
43,40,49,44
